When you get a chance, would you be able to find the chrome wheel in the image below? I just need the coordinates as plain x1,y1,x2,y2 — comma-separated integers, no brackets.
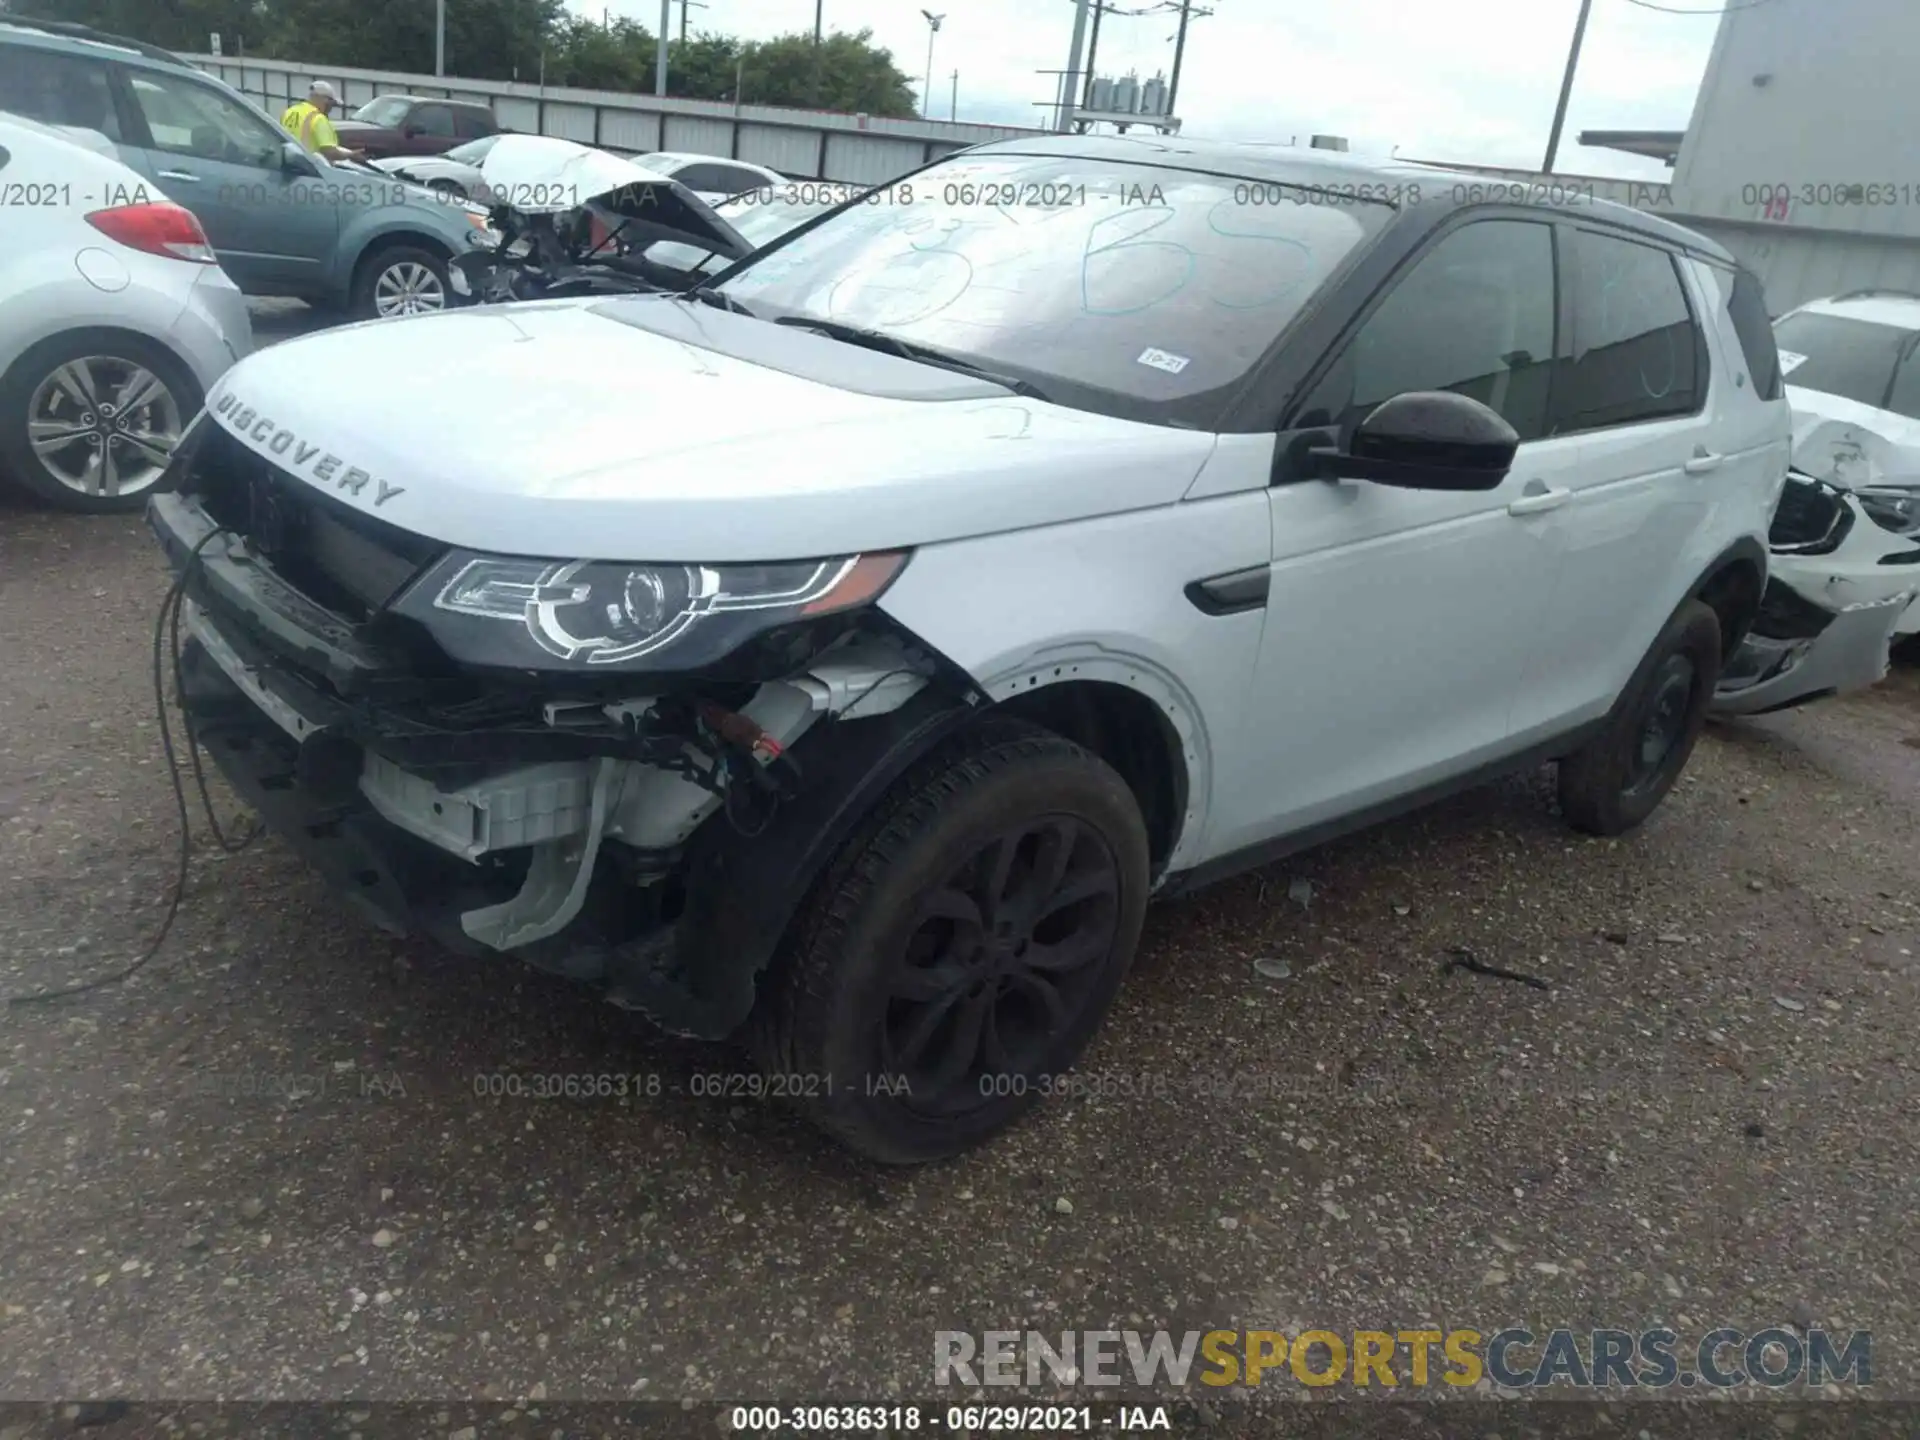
373,260,446,316
26,356,183,500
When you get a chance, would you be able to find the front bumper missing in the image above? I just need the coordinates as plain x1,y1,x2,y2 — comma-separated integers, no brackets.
1712,588,1914,717
150,489,929,972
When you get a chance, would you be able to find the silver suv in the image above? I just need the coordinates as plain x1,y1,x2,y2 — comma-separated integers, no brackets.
152,137,1790,1162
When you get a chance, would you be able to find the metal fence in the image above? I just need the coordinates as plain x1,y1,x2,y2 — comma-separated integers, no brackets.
187,53,1037,185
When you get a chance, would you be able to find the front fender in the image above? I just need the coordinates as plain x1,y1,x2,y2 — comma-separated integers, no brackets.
602,686,982,1040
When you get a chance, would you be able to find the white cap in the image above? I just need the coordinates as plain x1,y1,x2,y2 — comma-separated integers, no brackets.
308,80,338,100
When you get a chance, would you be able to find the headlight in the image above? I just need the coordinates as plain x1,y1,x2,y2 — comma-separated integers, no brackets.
395,551,909,672
1856,487,1920,535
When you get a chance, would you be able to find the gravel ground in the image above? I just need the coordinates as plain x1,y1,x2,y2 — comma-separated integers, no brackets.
3,303,1919,1424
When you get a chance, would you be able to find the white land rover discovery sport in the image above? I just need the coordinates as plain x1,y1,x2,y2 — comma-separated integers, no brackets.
148,135,1790,1163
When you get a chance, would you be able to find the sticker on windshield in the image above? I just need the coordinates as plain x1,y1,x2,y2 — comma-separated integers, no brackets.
1137,347,1191,375
1778,349,1809,375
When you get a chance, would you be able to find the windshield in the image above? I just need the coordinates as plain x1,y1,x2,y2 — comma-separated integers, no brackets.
1773,311,1920,415
715,152,1392,423
353,96,413,127
446,133,503,166
718,193,838,246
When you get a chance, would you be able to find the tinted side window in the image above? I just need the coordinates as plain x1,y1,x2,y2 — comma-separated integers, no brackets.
452,105,495,138
409,104,455,137
1293,219,1558,443
0,46,122,138
1556,229,1704,433
670,163,730,192
1726,266,1782,400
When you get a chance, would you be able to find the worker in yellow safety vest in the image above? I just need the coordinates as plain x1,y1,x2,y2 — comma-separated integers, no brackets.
280,81,360,163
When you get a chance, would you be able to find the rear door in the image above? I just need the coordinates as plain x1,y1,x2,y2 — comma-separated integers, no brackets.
113,66,337,294
1507,225,1725,737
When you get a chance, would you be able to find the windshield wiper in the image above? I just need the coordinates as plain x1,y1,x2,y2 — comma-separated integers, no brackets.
676,284,758,317
771,315,1050,401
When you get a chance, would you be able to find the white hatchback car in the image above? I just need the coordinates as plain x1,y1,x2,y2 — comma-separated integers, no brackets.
0,112,252,512
630,150,784,205
150,137,1786,1162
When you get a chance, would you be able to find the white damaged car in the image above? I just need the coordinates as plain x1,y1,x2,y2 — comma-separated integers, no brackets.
1712,291,1920,715
149,136,1785,1161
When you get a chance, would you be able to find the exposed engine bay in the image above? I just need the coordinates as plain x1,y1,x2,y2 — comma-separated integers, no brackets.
149,418,974,1041
445,135,752,304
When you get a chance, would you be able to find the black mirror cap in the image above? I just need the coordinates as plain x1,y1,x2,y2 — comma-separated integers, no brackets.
1344,391,1519,490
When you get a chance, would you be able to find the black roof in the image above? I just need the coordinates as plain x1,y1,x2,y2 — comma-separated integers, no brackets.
964,132,1734,264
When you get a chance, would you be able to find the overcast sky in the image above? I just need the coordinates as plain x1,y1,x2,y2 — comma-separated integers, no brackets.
576,0,1724,179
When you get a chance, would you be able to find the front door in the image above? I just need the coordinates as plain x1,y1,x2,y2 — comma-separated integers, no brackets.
113,66,337,294
1205,216,1583,857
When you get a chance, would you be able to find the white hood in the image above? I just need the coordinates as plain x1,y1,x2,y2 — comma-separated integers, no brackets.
1786,384,1920,488
476,135,677,214
201,299,1214,562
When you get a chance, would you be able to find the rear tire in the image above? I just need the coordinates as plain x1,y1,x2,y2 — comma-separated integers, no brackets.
750,718,1151,1165
0,331,199,514
1558,599,1722,836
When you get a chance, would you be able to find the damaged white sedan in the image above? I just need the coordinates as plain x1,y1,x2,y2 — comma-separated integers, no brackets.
1712,291,1920,715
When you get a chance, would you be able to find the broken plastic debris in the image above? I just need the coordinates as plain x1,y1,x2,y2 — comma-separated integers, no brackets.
1773,996,1807,1013
1252,958,1293,981
1287,877,1314,911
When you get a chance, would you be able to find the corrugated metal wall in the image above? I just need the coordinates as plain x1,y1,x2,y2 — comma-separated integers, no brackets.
190,53,1031,183
1683,220,1920,315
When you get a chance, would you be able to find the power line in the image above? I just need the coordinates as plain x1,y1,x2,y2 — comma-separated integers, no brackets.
1621,0,1781,14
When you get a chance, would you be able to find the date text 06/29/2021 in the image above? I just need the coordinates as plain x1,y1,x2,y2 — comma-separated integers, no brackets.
729,1405,1173,1432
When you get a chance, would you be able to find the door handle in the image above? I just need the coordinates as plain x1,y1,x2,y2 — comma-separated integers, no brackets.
1507,485,1570,516
1684,450,1724,475
157,169,201,183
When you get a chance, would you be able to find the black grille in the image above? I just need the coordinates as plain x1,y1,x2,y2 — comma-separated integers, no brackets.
1768,474,1854,556
185,427,444,620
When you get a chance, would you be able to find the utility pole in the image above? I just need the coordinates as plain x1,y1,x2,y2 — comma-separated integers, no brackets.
950,68,958,120
1164,0,1193,117
920,11,944,119
434,0,445,75
1056,0,1091,132
1080,0,1105,110
1542,0,1595,173
810,0,824,106
678,0,705,44
655,0,670,94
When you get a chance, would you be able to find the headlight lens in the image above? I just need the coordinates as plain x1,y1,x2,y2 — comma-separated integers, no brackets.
400,551,908,671
1856,486,1920,535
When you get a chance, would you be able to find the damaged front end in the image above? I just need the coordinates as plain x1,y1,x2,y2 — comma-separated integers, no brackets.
1712,445,1920,716
148,419,977,1039
446,135,752,306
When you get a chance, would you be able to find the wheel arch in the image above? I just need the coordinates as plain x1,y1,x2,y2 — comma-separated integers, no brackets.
339,227,454,305
1688,534,1767,661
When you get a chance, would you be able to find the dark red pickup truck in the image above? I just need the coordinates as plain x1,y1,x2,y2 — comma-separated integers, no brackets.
332,94,500,160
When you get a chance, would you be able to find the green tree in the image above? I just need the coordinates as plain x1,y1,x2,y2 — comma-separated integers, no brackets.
13,0,917,115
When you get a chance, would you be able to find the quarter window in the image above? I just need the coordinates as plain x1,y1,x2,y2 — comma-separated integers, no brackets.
1555,229,1705,433
1293,219,1558,443
0,48,122,139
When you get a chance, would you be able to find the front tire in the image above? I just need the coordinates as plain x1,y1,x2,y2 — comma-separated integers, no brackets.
1558,599,1722,836
0,332,198,514
751,719,1151,1165
351,243,451,320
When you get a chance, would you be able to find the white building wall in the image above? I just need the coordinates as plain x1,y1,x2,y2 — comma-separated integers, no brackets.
1672,0,1920,239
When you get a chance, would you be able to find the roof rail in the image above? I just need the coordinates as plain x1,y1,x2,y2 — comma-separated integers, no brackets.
1828,287,1920,303
0,17,191,69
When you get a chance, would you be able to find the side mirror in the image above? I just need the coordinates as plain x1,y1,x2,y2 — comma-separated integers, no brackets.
401,123,421,138
1307,391,1519,492
280,141,321,177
